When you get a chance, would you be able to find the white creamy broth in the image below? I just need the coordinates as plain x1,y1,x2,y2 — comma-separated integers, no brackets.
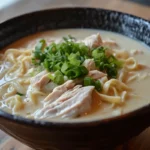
0,29,150,122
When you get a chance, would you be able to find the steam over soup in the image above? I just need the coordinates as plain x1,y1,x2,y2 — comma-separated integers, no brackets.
0,29,150,122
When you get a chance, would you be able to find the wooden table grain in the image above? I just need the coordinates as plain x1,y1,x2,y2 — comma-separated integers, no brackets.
0,0,150,150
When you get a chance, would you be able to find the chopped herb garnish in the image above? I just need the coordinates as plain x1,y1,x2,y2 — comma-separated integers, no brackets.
32,35,123,88
33,39,46,65
53,70,64,85
94,80,102,92
84,77,102,91
92,47,123,78
16,92,24,96
33,36,89,82
84,77,95,86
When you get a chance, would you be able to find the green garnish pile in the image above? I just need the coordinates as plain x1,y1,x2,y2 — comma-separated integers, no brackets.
32,36,122,91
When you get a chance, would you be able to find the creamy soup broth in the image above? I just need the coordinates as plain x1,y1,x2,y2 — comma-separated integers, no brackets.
1,29,150,122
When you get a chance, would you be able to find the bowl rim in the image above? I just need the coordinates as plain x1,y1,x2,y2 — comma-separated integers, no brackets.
0,7,150,128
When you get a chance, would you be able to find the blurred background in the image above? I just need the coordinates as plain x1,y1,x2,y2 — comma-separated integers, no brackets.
0,0,150,23
0,0,150,150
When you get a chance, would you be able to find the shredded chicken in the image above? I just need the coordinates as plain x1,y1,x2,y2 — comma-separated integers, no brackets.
98,76,108,85
30,70,50,90
102,39,118,48
34,84,94,119
82,59,96,71
26,71,51,101
83,33,103,49
88,70,106,80
44,80,75,103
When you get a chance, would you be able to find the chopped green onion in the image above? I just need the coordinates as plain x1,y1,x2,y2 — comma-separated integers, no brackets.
92,47,105,58
48,73,54,80
61,62,71,74
16,92,24,96
53,70,64,85
68,52,82,66
94,80,102,91
65,66,88,79
32,36,123,83
34,39,46,58
33,39,46,64
84,77,95,86
84,77,102,91
92,47,123,78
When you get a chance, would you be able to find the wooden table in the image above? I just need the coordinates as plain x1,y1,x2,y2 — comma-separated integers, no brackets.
0,0,150,149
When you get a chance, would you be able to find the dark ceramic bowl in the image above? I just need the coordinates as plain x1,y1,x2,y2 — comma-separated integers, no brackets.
0,8,150,150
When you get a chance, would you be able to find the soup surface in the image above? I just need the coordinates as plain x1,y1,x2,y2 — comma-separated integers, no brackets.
0,29,150,122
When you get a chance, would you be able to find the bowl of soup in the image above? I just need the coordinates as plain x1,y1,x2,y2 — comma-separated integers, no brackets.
0,8,150,150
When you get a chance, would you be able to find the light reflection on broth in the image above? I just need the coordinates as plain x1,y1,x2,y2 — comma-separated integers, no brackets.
0,29,150,122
